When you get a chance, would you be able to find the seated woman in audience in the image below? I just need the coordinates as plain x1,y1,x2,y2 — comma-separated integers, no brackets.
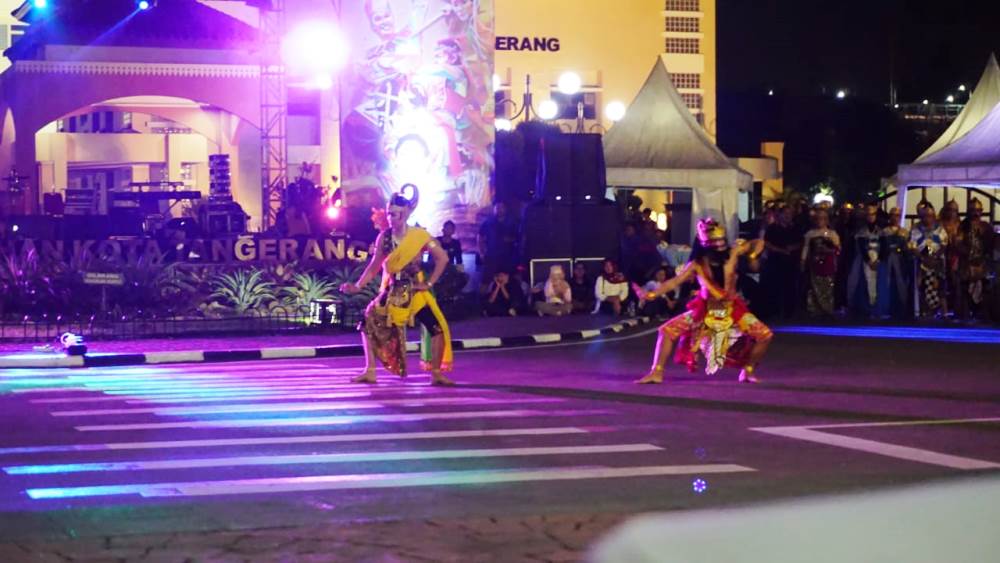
535,265,573,316
593,258,630,315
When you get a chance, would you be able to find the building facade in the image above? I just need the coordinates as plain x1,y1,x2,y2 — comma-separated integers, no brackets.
495,0,717,138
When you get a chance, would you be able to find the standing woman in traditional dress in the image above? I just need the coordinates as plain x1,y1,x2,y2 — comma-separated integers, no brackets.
340,186,455,386
800,207,841,318
876,208,911,319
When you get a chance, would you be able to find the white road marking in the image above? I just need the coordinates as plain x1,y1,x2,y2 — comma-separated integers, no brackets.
144,351,205,364
51,397,561,417
0,427,591,455
460,337,503,349
752,421,1000,470
5,444,661,474
532,334,561,344
30,388,471,405
26,464,757,499
580,329,601,338
75,409,613,431
260,348,317,359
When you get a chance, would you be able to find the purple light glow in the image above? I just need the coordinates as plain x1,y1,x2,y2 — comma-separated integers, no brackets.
693,478,708,494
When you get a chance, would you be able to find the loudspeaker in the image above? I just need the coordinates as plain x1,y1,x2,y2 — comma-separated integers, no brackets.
43,193,65,216
535,135,573,203
571,204,621,259
570,134,607,204
522,204,573,260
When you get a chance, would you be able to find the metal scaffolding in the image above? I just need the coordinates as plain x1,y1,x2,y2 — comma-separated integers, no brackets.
258,0,287,231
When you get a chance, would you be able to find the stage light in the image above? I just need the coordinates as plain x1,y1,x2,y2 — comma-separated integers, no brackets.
492,74,501,92
137,0,150,10
605,101,626,122
311,74,333,90
282,21,348,76
11,224,18,233
692,478,708,494
32,0,47,8
494,118,512,132
537,99,559,120
768,89,774,96
835,90,846,99
325,206,340,220
557,72,582,95
894,103,900,109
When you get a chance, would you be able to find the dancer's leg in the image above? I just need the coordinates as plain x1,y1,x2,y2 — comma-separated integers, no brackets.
352,331,378,383
738,315,773,384
637,313,688,384
429,332,454,386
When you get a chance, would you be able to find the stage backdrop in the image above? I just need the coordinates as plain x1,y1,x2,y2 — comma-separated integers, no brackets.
340,0,495,235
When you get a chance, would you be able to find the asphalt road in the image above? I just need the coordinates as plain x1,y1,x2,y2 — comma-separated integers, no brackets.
0,327,998,561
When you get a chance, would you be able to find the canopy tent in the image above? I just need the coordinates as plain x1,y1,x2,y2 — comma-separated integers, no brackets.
604,57,751,240
916,54,1000,162
893,54,1000,219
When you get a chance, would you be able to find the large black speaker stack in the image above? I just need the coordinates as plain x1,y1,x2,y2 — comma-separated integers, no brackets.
523,133,620,262
200,154,248,235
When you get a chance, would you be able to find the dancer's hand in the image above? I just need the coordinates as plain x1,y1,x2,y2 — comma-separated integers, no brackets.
340,282,360,294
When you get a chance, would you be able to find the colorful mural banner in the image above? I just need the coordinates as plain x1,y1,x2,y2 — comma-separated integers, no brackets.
339,0,495,235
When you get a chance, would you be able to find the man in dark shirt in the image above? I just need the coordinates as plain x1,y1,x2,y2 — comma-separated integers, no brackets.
569,262,595,313
437,220,463,266
762,205,803,319
478,202,519,282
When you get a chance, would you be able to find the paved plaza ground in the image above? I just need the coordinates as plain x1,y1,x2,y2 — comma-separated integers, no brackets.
0,326,997,561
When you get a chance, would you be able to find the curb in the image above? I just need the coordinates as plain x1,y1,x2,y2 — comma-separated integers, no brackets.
0,317,655,369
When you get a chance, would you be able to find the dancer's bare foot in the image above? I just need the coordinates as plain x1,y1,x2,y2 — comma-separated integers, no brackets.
738,366,760,384
352,370,377,384
636,366,665,384
430,370,455,386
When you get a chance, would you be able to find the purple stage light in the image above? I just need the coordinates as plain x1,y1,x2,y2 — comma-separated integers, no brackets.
138,0,150,10
692,478,708,494
33,0,47,8
325,206,340,220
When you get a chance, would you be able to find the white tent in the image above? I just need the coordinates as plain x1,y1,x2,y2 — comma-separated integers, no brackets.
604,57,751,239
916,53,1000,161
897,98,1000,188
894,54,1000,219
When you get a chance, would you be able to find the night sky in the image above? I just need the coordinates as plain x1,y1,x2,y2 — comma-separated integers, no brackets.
717,0,1000,103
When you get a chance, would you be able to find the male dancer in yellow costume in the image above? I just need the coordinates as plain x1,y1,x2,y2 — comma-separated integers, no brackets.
340,186,455,385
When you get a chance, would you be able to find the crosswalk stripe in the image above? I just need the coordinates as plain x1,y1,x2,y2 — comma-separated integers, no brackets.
51,397,561,417
25,464,757,499
0,427,590,455
75,409,614,431
5,444,661,475
16,380,436,396
30,388,464,405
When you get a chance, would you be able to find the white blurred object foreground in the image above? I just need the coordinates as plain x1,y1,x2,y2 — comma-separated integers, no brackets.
590,476,1000,563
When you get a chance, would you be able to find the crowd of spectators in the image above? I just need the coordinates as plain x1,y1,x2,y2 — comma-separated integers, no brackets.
432,198,1000,325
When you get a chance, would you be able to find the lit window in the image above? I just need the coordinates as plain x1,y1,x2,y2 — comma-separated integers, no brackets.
670,73,701,89
665,0,699,11
665,17,700,33
665,38,700,54
681,93,703,110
